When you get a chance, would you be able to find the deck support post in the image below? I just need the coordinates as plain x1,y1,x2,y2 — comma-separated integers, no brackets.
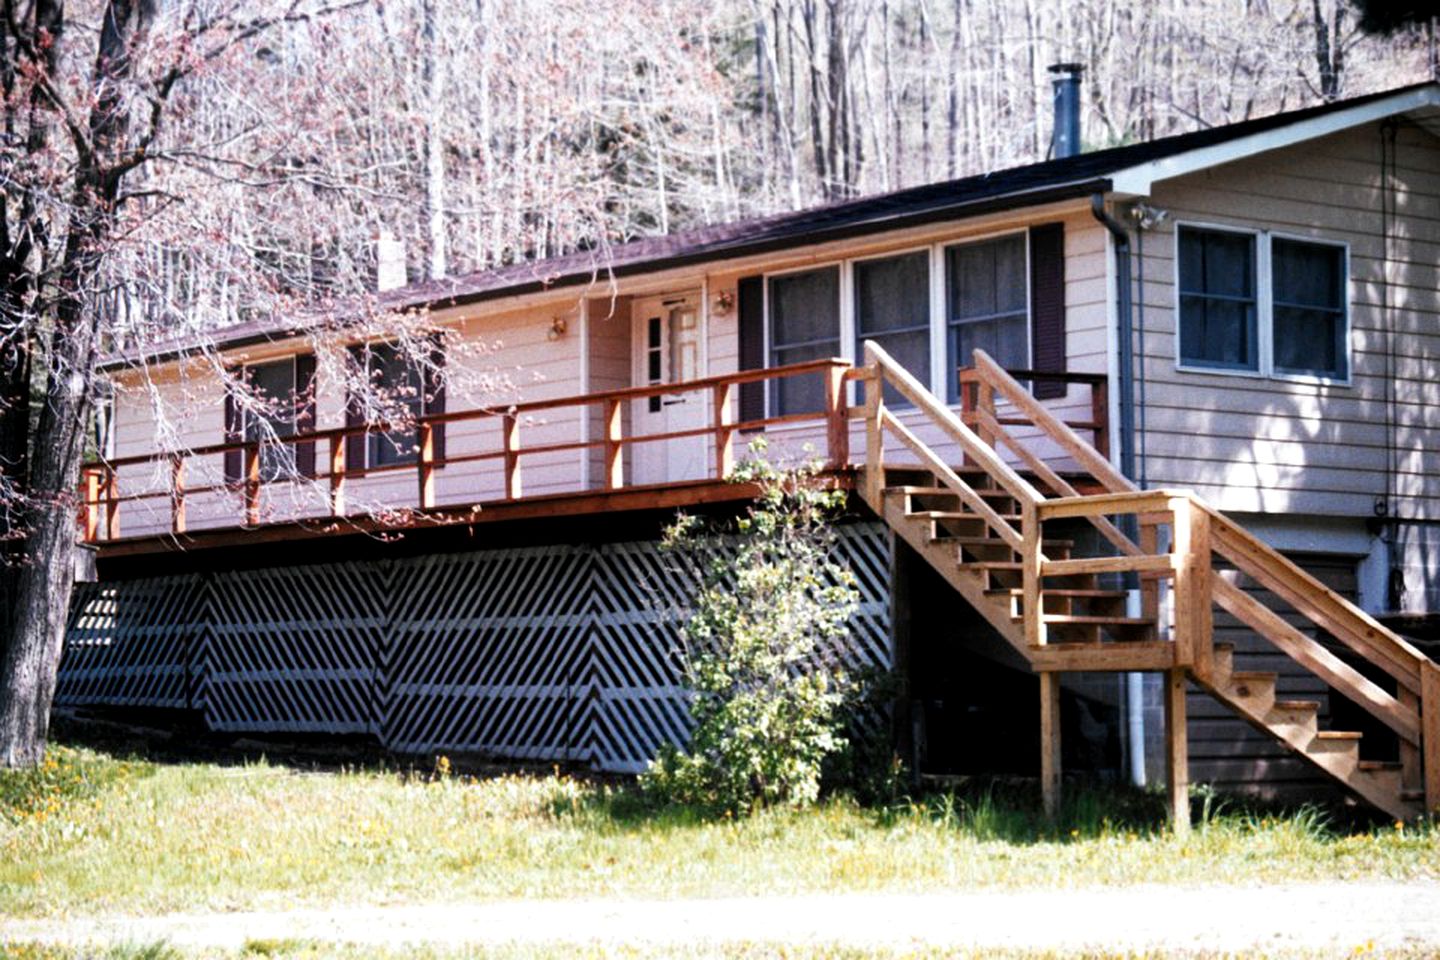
418,422,436,510
713,383,734,480
1164,667,1191,837
329,435,346,516
823,363,848,470
170,454,187,535
1040,671,1061,820
1022,500,1044,650
503,411,523,500
1422,660,1440,815
602,399,622,490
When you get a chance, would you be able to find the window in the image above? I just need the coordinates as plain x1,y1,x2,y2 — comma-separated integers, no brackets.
365,341,425,467
1272,238,1347,379
1178,226,1259,371
1176,225,1349,382
768,266,840,415
855,251,929,407
244,358,298,481
946,233,1029,399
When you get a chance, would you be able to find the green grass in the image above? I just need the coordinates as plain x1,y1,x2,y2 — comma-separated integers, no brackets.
1,744,1437,919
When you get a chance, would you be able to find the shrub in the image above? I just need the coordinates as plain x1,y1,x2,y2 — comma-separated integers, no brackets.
642,443,861,814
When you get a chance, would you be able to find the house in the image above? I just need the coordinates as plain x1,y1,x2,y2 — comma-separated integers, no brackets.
62,73,1440,829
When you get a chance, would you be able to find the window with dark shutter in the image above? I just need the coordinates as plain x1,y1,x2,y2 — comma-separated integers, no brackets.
223,369,242,485
344,345,367,472
244,358,299,482
294,354,317,478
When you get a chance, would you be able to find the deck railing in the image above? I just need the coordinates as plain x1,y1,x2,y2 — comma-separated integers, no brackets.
78,358,856,542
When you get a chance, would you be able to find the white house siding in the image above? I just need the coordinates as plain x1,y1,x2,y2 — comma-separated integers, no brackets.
1132,120,1440,524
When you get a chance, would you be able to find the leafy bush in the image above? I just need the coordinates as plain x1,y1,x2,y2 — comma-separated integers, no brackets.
642,444,861,814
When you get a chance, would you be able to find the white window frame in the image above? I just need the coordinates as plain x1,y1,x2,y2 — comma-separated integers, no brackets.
760,226,1034,412
1172,219,1352,387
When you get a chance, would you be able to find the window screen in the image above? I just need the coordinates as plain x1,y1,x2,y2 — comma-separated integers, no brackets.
1178,227,1258,371
367,342,424,467
1271,238,1346,379
945,234,1028,399
768,266,840,415
244,359,297,481
855,251,929,407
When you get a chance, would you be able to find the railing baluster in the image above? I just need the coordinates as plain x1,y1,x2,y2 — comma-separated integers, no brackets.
244,443,261,525
862,366,884,506
103,467,119,540
713,383,734,480
170,454,186,535
418,421,436,509
503,411,522,499
823,363,848,470
603,399,622,490
329,435,346,516
1169,495,1194,669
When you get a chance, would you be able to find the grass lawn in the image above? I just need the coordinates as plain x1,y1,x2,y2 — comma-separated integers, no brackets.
1,743,1437,922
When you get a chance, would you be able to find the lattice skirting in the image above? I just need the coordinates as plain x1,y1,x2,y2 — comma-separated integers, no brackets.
58,523,893,773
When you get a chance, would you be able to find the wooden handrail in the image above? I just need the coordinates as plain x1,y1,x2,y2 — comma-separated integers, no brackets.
80,356,854,541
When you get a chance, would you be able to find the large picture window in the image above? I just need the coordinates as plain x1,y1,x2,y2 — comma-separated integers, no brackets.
855,251,929,407
945,233,1029,399
768,266,840,415
1177,226,1259,372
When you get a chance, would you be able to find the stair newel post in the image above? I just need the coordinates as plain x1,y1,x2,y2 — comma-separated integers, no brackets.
976,380,998,452
823,362,849,471
861,346,884,508
1022,499,1044,649
1168,495,1195,669
1423,660,1440,816
1164,666,1191,838
1189,504,1213,682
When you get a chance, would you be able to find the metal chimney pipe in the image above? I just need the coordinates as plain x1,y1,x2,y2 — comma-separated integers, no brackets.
1048,63,1084,159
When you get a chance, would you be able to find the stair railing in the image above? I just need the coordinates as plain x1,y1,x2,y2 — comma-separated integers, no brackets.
959,347,1438,814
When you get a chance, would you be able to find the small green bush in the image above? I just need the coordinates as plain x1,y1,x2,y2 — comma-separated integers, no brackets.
642,444,861,814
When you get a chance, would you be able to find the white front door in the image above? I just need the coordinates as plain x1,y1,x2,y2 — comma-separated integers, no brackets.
631,293,708,486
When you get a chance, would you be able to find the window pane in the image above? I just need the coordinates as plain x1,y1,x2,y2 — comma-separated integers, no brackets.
770,267,840,415
947,234,1026,321
1273,238,1342,309
368,343,423,467
1274,306,1346,379
244,359,296,482
1177,228,1258,371
771,343,833,415
855,252,929,403
955,316,1029,376
770,267,840,350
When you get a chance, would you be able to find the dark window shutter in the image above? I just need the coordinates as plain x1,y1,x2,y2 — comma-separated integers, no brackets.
423,332,446,462
345,344,367,471
1029,222,1066,399
293,353,317,478
223,367,242,484
737,275,765,425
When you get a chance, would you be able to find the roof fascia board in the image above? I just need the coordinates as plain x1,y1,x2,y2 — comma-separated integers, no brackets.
1108,86,1440,196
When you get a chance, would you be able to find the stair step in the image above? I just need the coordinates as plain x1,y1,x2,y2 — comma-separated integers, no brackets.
1358,761,1403,772
1315,730,1364,741
883,485,1015,502
906,511,1022,522
1042,615,1152,626
941,536,1070,549
959,561,1023,572
1273,699,1320,712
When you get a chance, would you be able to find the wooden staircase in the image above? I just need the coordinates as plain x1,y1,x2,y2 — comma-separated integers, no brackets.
856,342,1440,829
